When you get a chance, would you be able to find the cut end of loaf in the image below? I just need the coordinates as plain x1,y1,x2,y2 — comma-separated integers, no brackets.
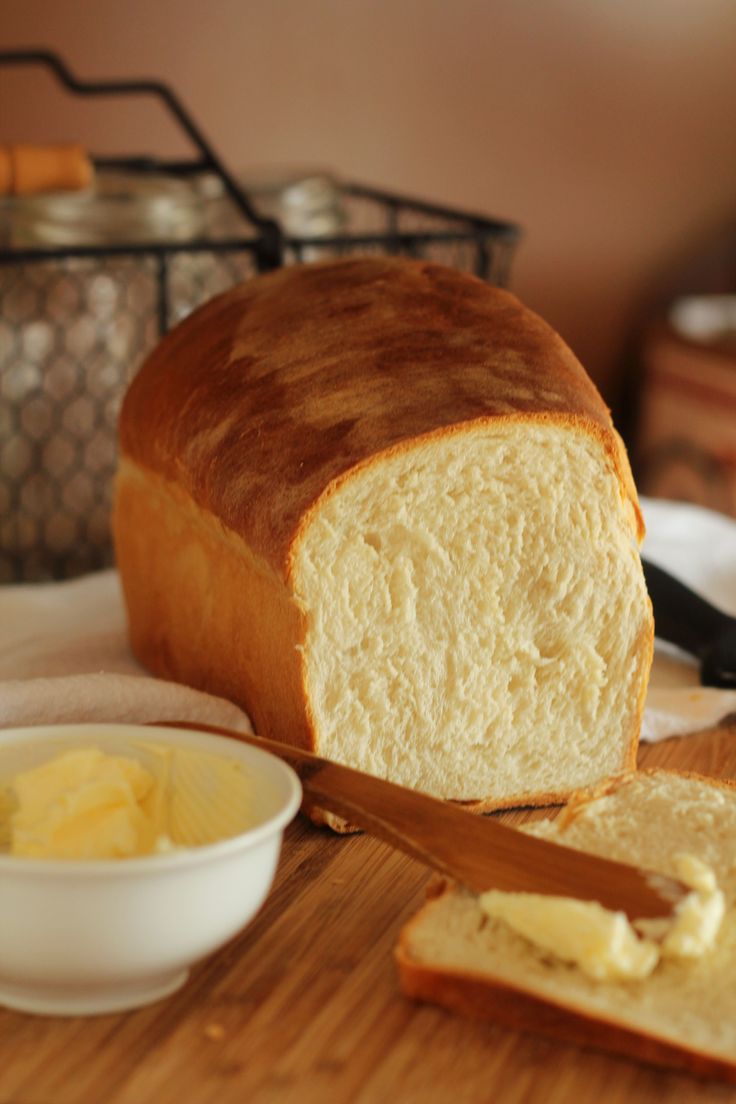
292,418,651,804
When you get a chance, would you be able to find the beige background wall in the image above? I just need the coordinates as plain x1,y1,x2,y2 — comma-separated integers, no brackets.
2,0,736,414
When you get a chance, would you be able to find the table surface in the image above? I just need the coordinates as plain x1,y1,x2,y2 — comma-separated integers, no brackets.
1,723,735,1104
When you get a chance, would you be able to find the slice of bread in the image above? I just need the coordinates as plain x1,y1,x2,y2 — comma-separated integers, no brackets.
397,770,736,1080
114,256,652,810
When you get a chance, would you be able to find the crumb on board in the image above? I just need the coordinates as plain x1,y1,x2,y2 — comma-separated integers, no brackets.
204,1023,225,1041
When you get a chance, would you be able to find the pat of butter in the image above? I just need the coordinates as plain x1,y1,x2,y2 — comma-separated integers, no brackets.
479,853,725,982
2,743,257,860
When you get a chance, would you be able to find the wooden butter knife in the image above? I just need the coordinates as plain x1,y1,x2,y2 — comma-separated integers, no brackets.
159,721,686,921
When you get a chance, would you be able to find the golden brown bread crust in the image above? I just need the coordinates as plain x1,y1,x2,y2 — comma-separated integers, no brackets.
118,256,643,579
114,462,314,751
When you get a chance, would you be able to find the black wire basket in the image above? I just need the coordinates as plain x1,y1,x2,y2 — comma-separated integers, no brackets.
0,50,522,583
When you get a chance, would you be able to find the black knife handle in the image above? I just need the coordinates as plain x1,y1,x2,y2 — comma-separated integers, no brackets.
642,558,736,688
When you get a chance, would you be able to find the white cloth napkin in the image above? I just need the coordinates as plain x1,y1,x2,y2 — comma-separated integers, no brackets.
0,496,733,741
640,496,736,741
0,571,252,733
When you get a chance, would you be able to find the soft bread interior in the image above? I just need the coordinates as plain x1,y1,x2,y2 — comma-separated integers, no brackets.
401,772,736,1060
292,421,649,802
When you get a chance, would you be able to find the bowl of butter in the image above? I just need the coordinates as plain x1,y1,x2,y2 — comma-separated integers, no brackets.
0,722,301,1016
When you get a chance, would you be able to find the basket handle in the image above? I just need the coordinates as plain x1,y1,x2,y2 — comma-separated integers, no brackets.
0,48,284,271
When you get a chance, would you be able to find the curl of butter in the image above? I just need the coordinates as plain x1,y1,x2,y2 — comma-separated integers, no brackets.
2,744,256,860
479,853,725,982
9,748,159,859
639,854,726,960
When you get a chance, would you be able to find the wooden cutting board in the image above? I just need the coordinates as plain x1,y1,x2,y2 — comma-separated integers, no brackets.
0,721,735,1104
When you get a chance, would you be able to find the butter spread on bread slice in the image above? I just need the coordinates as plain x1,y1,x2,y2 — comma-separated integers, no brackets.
397,770,736,1079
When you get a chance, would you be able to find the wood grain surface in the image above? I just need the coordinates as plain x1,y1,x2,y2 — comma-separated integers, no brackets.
1,722,735,1104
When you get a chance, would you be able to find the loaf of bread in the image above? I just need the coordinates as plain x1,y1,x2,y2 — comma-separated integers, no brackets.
114,256,652,810
397,770,736,1080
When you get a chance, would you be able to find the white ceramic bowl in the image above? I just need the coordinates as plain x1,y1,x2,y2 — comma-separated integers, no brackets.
0,723,301,1016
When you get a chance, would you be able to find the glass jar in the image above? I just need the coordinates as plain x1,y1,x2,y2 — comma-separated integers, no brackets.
8,170,206,247
0,170,245,582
